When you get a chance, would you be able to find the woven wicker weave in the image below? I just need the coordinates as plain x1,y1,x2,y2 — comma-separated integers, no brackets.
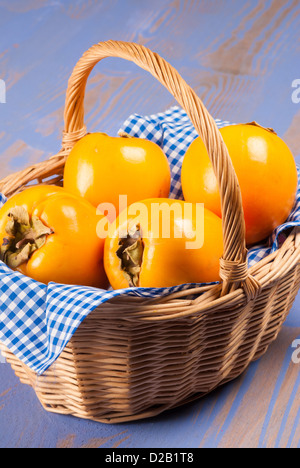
1,41,300,424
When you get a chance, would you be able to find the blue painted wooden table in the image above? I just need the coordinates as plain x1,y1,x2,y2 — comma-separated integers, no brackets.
0,0,300,448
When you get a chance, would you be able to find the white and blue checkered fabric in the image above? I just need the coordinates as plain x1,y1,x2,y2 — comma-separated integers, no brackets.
0,106,299,375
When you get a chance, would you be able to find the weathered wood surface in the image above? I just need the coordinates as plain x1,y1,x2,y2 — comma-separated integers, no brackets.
0,0,299,448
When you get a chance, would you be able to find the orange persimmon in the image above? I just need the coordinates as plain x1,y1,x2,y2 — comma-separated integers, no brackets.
181,123,298,245
63,132,171,220
0,185,108,288
104,198,223,289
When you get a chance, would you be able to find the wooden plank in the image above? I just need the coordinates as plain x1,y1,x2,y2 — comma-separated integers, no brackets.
0,323,299,448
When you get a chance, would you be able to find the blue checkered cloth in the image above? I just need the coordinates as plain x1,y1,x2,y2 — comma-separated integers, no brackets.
0,106,299,375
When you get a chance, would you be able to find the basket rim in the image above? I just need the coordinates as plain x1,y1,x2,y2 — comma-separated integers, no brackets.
75,226,300,322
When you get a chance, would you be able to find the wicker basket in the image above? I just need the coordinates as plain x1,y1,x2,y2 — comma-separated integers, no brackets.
0,40,300,424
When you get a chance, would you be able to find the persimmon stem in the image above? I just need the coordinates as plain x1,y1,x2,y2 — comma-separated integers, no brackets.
117,131,133,138
245,121,277,135
116,226,144,287
0,206,53,269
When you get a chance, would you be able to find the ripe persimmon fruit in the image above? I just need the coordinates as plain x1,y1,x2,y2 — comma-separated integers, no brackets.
104,198,223,289
63,132,171,221
181,123,298,245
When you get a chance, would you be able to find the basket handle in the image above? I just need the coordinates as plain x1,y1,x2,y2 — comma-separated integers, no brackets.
63,40,260,300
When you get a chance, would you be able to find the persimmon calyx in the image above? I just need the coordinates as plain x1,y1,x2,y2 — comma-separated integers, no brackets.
117,131,134,138
245,121,277,135
116,227,144,287
0,206,53,269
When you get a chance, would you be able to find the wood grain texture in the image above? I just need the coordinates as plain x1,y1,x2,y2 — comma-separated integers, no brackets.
1,0,300,178
0,321,299,448
0,0,299,448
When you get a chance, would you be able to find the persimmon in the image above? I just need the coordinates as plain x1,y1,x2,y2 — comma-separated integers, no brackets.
181,123,298,245
63,132,171,221
0,185,108,288
104,198,223,289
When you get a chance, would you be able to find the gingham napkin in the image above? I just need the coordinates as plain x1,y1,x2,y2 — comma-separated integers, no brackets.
0,106,299,375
